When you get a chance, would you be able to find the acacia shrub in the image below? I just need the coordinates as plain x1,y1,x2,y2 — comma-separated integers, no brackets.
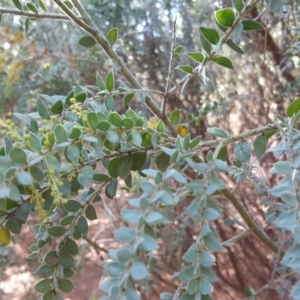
0,1,300,300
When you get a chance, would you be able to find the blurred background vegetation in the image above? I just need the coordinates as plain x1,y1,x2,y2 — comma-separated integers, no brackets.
0,0,300,299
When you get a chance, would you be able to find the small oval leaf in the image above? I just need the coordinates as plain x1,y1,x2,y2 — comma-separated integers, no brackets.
287,98,300,117
26,3,39,14
215,8,235,27
242,20,264,31
105,70,115,92
13,0,23,10
234,140,251,162
0,227,10,244
226,39,244,54
176,65,193,74
199,27,220,45
254,135,267,158
85,204,98,220
232,0,244,11
186,52,204,63
212,55,233,70
106,28,118,46
79,36,97,48
9,147,27,164
47,226,67,237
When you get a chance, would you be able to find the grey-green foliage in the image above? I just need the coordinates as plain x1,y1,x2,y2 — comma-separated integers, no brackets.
100,135,225,299
2,0,299,300
264,113,300,300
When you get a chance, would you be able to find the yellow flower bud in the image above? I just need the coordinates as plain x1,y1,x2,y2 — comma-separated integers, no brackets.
62,199,68,204
177,124,188,137
148,116,158,129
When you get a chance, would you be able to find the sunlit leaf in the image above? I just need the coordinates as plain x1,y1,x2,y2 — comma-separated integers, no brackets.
215,8,235,27
0,227,10,244
176,65,193,74
39,0,48,12
105,70,115,92
170,110,180,126
12,0,22,11
106,28,118,46
287,98,300,117
242,20,264,31
79,36,96,48
212,55,233,70
26,3,39,14
186,52,204,63
199,27,220,45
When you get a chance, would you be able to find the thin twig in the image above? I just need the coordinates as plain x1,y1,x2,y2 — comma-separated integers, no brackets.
53,0,96,32
265,230,286,300
290,0,297,26
263,7,269,64
172,282,183,300
82,235,108,255
96,88,164,97
195,123,278,151
71,0,96,27
240,271,294,300
220,189,285,257
162,16,177,116
222,228,253,246
0,7,70,20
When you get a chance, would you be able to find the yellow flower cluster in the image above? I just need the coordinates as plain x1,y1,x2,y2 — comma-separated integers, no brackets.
27,185,47,224
0,55,7,74
70,97,88,121
6,60,25,85
45,167,68,206
39,125,53,151
68,161,79,183
1,119,22,141
13,31,25,43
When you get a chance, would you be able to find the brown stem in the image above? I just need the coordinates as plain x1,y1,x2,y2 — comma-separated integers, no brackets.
82,235,108,255
193,123,277,156
162,16,177,116
220,189,285,258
